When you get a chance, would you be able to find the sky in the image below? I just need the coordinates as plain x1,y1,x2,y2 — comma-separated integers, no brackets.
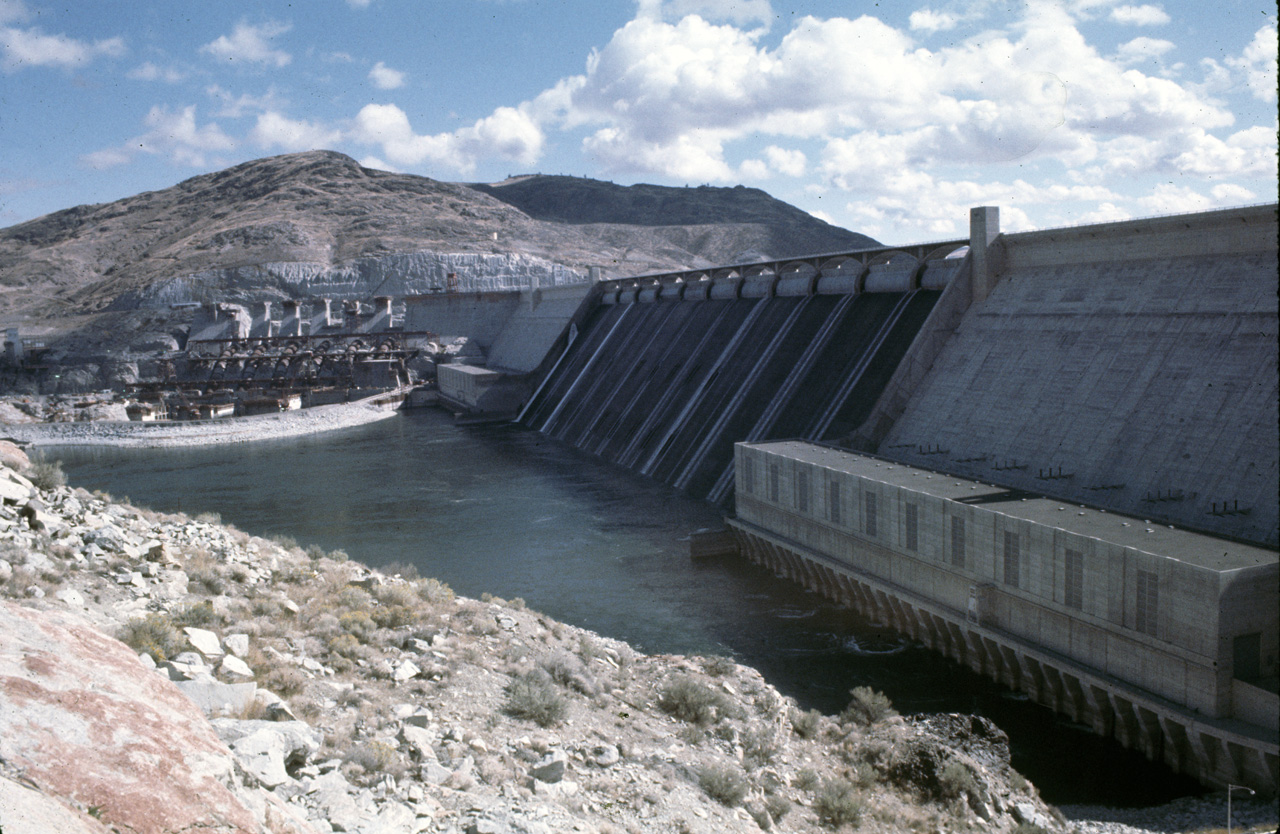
0,0,1275,244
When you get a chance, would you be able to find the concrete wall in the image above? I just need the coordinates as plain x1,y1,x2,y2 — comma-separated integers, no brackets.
734,443,1278,718
487,284,594,373
403,284,593,374
877,205,1279,546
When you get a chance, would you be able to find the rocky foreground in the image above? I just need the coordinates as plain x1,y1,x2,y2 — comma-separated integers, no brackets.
0,448,1274,834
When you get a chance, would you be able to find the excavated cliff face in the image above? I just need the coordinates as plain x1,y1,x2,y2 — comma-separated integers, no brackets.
107,252,586,310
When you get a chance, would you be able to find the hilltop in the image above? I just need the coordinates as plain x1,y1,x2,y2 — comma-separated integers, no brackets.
0,151,874,322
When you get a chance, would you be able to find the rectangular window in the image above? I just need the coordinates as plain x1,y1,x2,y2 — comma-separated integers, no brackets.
1233,633,1261,682
864,491,878,537
1064,549,1084,610
768,463,780,503
1002,530,1020,587
796,468,810,513
1135,569,1158,636
742,455,755,495
828,479,841,524
904,503,919,551
950,516,965,568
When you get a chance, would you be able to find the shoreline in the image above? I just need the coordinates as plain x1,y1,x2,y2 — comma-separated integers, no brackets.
0,389,410,449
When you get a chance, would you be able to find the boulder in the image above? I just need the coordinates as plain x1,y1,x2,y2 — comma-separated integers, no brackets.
225,633,250,657
0,601,267,834
184,626,224,658
529,750,567,784
0,775,114,834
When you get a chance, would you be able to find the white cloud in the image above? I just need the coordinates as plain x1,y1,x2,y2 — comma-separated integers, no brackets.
358,155,395,171
1109,5,1170,26
908,9,959,33
1114,36,1175,65
764,145,805,176
662,0,773,26
1167,126,1279,178
346,0,374,7
80,147,132,170
1077,202,1132,223
1227,24,1279,102
82,105,235,169
127,61,185,83
0,25,124,71
636,0,772,27
352,102,544,172
1210,182,1256,204
201,20,291,67
369,61,406,90
250,111,343,152
206,85,286,118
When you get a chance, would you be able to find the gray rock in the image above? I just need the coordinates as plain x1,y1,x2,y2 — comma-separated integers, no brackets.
220,655,254,678
54,588,85,608
529,750,567,784
215,720,321,789
0,559,11,584
225,633,250,657
175,680,257,715
306,770,366,832
393,658,421,682
591,744,620,767
184,626,224,658
398,724,438,762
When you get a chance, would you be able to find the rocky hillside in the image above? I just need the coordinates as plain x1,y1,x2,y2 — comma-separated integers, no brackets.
0,151,875,322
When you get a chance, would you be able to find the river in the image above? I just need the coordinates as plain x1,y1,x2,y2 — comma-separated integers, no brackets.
42,408,1202,806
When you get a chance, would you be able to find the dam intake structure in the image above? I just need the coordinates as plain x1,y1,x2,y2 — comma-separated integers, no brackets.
518,246,967,505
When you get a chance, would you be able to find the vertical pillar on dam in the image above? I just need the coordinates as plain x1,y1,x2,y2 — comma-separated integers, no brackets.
970,206,1000,303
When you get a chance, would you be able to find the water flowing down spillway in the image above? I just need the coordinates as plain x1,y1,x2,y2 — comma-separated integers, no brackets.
519,288,940,505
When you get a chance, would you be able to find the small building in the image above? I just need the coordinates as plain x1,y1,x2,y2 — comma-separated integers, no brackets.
125,401,166,422
196,401,236,420
241,394,302,416
729,439,1278,793
437,363,502,409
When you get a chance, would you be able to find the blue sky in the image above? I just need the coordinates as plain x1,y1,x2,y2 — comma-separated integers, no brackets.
0,0,1275,244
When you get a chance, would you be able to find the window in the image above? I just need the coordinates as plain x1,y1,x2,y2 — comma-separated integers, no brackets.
1064,549,1084,610
769,463,780,503
1135,569,1158,636
1233,633,1261,682
950,516,965,568
742,455,755,495
796,468,810,513
864,492,877,537
828,479,841,524
904,503,919,551
1002,530,1020,587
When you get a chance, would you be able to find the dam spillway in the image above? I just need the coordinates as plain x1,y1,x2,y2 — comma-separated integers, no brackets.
518,275,945,505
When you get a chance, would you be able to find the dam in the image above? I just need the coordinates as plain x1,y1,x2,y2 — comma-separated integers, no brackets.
516,242,966,504
401,201,1279,793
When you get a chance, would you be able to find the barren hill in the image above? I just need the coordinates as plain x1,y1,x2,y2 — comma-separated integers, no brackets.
0,151,876,321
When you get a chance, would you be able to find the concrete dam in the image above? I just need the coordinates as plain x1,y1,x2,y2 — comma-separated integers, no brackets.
517,249,964,505
418,202,1277,794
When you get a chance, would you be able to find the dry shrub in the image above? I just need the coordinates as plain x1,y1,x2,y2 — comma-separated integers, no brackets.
120,613,182,662
539,649,600,697
503,669,567,727
657,675,729,726
698,764,747,806
841,686,896,727
814,778,863,829
791,707,823,739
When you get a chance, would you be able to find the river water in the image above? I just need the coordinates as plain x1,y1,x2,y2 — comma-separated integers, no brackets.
44,408,1201,806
